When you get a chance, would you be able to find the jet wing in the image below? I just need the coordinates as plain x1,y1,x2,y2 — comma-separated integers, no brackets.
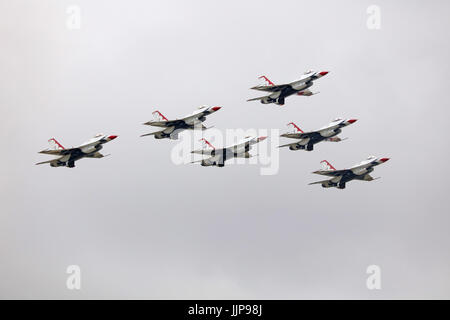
317,124,341,134
180,113,207,125
312,169,350,177
280,131,319,139
191,147,224,156
143,119,185,128
38,148,79,156
250,84,290,92
225,139,254,153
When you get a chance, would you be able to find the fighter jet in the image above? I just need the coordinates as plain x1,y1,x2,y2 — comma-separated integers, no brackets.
141,106,221,140
36,134,118,168
309,156,390,189
247,70,329,106
191,136,267,167
279,118,357,151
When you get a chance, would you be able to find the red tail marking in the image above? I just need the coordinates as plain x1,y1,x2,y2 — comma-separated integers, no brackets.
49,138,64,149
200,138,215,150
287,122,303,133
321,160,336,171
258,75,275,86
153,110,168,121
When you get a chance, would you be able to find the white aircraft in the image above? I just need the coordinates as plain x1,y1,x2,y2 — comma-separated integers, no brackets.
309,156,390,189
36,134,118,168
279,118,357,151
191,136,267,167
141,106,221,140
247,70,329,106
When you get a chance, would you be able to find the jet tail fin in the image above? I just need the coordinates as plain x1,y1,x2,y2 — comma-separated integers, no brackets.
287,122,303,133
258,75,275,86
320,160,336,171
191,138,216,155
48,138,64,150
200,138,215,150
152,110,168,121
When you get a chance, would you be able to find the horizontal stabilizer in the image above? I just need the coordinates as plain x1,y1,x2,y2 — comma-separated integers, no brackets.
35,159,58,165
247,95,270,102
140,131,159,137
308,179,332,185
279,142,299,148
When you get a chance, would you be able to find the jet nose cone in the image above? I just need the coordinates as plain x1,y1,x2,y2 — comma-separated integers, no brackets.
347,119,358,124
211,106,221,112
257,136,267,142
319,71,329,76
108,135,118,140
380,158,390,162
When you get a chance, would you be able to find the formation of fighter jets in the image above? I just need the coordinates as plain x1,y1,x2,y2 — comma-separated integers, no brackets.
36,69,389,189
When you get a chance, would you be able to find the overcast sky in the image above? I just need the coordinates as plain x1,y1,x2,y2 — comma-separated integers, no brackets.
1,0,449,299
